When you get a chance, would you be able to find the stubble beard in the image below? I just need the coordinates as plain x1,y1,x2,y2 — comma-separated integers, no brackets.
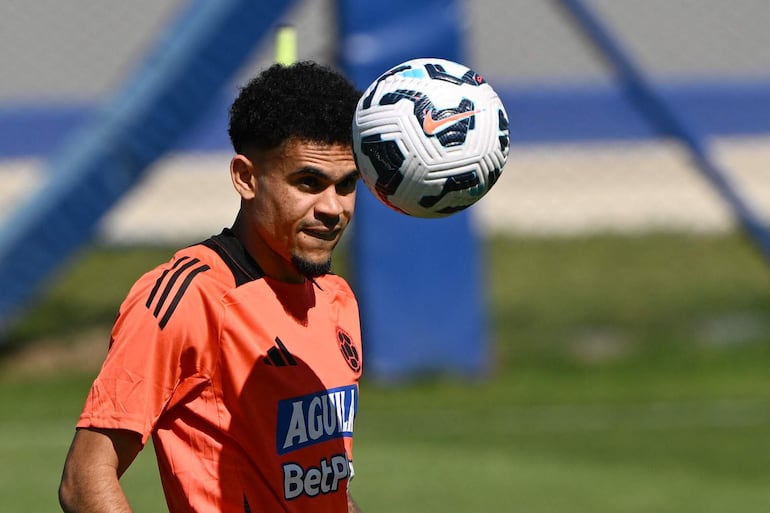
291,254,333,278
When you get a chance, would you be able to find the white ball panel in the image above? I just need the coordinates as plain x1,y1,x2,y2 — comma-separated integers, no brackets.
352,58,510,218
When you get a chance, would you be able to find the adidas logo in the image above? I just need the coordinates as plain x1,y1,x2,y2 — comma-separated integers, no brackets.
264,337,297,367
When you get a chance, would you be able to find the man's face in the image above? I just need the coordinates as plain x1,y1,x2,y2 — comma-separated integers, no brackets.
234,139,359,282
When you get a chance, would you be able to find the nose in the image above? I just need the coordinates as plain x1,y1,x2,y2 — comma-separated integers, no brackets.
315,187,344,222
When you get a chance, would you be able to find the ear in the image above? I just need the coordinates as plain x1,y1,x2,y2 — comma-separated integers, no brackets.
230,154,257,200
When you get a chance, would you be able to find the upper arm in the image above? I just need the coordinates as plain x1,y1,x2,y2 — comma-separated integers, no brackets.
348,492,363,513
59,428,144,513
62,428,143,486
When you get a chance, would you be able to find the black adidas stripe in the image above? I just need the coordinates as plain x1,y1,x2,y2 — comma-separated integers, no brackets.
274,336,297,365
145,257,209,329
158,264,210,329
265,346,286,366
153,258,201,318
263,337,297,366
146,256,190,308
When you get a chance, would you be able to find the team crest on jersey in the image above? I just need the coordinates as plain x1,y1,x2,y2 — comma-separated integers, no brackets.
336,328,361,372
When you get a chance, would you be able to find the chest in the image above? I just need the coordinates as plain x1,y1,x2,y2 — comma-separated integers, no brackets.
215,282,361,418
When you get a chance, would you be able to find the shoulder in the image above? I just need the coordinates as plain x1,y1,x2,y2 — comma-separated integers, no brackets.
119,244,230,333
124,229,273,330
130,228,264,305
139,242,236,295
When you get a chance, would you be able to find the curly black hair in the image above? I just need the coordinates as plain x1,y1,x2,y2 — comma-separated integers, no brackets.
228,61,361,154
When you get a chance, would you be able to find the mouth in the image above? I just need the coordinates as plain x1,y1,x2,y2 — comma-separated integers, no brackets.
301,227,340,242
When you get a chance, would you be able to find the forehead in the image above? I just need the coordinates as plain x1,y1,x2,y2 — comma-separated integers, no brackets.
269,139,355,175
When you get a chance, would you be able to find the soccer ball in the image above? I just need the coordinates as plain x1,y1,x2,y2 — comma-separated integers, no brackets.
351,57,510,218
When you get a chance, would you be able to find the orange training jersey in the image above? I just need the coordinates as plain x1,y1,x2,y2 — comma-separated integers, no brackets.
77,229,363,513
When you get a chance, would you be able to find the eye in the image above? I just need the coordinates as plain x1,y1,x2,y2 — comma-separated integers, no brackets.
297,174,322,191
336,174,359,195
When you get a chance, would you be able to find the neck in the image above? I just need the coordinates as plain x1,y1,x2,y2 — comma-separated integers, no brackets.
230,212,305,284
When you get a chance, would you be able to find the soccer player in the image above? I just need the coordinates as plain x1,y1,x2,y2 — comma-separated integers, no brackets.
59,62,364,513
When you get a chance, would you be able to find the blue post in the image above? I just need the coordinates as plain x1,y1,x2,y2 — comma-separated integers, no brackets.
337,0,490,382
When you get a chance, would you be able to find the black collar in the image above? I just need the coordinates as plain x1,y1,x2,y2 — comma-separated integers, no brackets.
199,228,265,286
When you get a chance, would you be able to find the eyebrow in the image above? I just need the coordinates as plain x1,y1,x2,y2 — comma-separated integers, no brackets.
342,169,361,180
291,166,360,181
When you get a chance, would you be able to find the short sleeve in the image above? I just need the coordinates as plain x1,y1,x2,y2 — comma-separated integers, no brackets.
77,257,217,444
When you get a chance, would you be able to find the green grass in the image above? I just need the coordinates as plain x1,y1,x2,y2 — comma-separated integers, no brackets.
1,246,175,346
2,233,770,512
487,234,770,370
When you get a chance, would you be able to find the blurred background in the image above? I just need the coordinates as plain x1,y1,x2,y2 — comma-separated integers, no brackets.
1,1,770,511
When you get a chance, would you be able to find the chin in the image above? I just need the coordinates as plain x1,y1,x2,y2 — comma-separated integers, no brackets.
291,254,332,278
